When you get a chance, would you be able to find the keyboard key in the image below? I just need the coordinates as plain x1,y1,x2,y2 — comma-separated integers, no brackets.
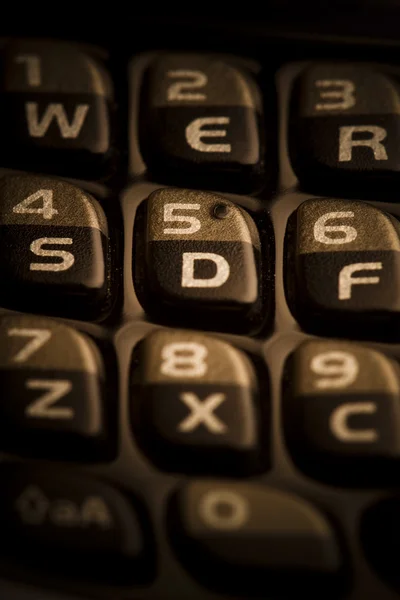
0,465,153,583
0,315,112,461
0,175,111,320
133,188,266,333
290,63,400,192
130,330,266,475
171,480,342,595
361,497,400,592
285,198,400,335
0,39,113,178
283,339,400,485
138,54,263,192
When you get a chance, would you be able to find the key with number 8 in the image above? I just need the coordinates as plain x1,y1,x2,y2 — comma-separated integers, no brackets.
130,329,268,475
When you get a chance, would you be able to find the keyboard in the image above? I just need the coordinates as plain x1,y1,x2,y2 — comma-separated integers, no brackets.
1,23,400,600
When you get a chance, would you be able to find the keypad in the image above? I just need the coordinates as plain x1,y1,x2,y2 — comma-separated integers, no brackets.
0,35,399,600
138,53,264,192
130,329,266,475
289,63,400,192
171,480,343,596
361,496,400,592
0,315,113,461
0,39,114,178
0,465,153,583
133,188,267,332
285,197,400,335
0,175,111,319
283,339,400,485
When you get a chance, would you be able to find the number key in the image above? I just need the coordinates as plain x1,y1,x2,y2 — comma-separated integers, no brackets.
0,175,111,320
283,339,400,485
133,188,268,333
0,39,113,178
289,63,400,191
137,54,264,192
0,315,113,461
130,330,268,475
285,198,400,335
171,480,343,596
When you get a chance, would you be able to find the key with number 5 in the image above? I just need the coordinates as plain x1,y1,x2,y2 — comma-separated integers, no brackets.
133,188,269,334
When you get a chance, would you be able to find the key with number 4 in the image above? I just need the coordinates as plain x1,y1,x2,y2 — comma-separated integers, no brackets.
130,329,268,475
0,315,113,461
0,175,111,320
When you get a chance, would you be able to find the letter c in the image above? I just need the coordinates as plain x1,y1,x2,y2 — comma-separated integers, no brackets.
329,402,378,443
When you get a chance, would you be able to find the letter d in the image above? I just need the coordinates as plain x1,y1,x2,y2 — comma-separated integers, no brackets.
181,252,230,288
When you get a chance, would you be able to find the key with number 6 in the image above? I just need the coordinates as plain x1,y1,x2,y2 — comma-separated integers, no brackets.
285,197,400,336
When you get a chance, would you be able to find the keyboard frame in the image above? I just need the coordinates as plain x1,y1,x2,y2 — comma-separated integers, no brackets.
2,20,400,600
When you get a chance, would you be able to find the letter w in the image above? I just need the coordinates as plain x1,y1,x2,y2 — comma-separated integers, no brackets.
25,102,89,139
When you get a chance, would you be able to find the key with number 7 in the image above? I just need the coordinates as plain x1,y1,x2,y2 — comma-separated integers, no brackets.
0,315,114,461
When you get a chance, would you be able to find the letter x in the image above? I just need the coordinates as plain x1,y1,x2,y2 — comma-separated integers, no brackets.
178,392,227,434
